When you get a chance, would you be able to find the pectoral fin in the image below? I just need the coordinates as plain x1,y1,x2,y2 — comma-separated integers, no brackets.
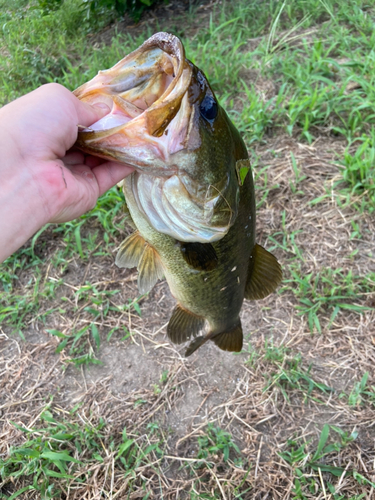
115,231,145,268
122,201,136,229
167,304,205,345
177,242,218,272
116,184,136,229
245,243,282,300
138,245,164,294
116,232,164,294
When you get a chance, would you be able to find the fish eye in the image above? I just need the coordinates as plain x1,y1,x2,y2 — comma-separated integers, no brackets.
199,94,218,122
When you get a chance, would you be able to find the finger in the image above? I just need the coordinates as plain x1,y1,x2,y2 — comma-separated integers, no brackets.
73,96,111,129
63,151,85,166
63,151,105,168
91,162,135,196
47,161,100,224
84,155,107,168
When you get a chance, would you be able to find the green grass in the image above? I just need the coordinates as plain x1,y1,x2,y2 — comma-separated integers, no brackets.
2,0,374,322
0,406,164,499
255,340,334,402
195,423,243,467
280,424,374,499
1,0,375,498
284,266,373,333
47,293,140,367
347,372,375,408
0,405,249,499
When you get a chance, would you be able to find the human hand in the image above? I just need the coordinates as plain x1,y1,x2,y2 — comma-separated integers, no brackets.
0,83,134,262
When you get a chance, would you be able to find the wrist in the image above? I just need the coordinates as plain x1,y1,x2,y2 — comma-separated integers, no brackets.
0,140,53,262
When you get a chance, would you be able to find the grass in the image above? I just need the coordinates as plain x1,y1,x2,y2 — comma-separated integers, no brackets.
0,405,165,499
284,266,373,333
348,372,375,408
262,343,334,403
279,424,369,499
1,0,375,498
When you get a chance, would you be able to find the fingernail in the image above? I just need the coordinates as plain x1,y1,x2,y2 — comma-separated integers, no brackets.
93,102,110,114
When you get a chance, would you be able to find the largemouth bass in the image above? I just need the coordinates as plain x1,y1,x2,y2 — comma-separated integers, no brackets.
74,32,282,356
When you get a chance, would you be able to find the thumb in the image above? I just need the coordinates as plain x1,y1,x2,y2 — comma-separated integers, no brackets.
73,97,111,128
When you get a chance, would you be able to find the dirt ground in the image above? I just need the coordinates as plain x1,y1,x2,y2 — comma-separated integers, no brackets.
1,1,375,499
1,127,375,497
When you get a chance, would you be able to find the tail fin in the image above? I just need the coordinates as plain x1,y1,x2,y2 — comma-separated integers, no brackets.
184,320,243,357
212,321,243,352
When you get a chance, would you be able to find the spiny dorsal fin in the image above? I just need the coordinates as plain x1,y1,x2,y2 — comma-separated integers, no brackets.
115,231,145,269
245,243,282,300
177,242,218,271
138,245,164,294
212,321,243,352
167,304,205,345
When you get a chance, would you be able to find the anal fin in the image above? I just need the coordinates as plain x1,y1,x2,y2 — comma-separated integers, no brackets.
167,304,205,345
245,244,282,300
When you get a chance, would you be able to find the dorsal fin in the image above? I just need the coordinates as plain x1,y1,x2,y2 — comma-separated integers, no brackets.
137,245,164,294
115,231,145,269
245,244,282,300
167,304,205,345
177,242,218,271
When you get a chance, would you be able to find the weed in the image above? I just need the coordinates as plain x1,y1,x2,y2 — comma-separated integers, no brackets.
337,131,375,212
279,424,373,499
284,267,372,333
348,372,375,408
195,423,242,467
82,0,164,24
262,343,333,402
47,294,141,367
0,272,63,336
0,407,163,499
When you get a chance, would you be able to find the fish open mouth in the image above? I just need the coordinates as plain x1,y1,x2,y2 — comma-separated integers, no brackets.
74,32,239,243
74,32,194,173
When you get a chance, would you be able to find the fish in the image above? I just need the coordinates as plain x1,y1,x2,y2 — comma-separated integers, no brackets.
73,32,282,356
